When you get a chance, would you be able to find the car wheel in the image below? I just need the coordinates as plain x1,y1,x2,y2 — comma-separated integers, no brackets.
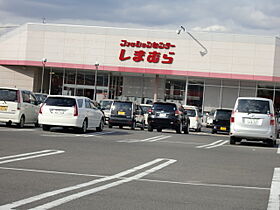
78,120,87,134
6,121,12,127
176,122,182,134
211,129,216,134
230,136,236,145
42,124,51,131
267,139,276,147
34,120,40,128
184,123,189,134
96,119,104,132
141,121,145,130
131,121,136,130
157,128,162,132
108,124,113,128
119,125,123,129
17,116,25,128
148,124,153,132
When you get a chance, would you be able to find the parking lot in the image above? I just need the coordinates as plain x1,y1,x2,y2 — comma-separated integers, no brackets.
0,125,279,210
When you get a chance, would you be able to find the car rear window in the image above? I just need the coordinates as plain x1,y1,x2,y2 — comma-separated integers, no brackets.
185,109,196,117
153,103,176,112
237,99,270,114
215,110,232,120
0,89,17,102
111,102,132,115
100,100,113,110
140,105,151,113
45,97,76,107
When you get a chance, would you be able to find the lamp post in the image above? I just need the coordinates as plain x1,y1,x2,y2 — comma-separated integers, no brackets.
94,61,99,101
41,58,47,93
177,26,208,56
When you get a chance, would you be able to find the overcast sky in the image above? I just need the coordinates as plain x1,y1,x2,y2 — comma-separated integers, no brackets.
0,0,280,36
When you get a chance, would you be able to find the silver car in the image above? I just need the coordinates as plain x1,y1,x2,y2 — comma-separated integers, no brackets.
230,97,277,146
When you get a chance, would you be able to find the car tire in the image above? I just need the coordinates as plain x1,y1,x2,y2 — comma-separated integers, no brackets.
131,121,136,130
108,124,113,128
176,122,182,134
184,123,189,134
42,124,51,131
6,121,12,127
34,120,40,128
148,124,153,132
78,120,87,134
17,116,25,128
119,125,123,129
230,136,236,145
211,129,216,134
267,139,276,147
96,119,104,132
157,128,162,132
141,121,145,130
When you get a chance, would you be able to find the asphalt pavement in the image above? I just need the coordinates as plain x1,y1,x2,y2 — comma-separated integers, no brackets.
0,124,279,210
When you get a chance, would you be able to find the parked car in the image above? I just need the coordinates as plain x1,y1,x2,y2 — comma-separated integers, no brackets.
211,109,232,134
108,101,145,130
0,87,39,128
206,109,215,128
100,99,114,124
39,95,104,133
139,104,152,126
230,97,277,146
183,105,202,132
147,102,189,134
34,93,48,104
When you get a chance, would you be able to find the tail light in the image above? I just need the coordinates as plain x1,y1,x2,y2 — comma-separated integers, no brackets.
175,110,180,116
230,111,235,123
270,113,275,126
148,108,153,114
39,103,44,114
74,104,78,116
196,116,198,121
16,90,21,110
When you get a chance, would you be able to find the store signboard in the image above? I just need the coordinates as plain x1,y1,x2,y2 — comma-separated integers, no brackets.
119,40,176,64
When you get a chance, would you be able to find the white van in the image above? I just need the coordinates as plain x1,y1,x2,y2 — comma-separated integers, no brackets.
183,105,202,131
230,97,277,146
0,87,39,127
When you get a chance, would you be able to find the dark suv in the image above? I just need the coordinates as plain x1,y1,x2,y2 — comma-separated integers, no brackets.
108,101,145,130
147,102,189,134
212,109,232,134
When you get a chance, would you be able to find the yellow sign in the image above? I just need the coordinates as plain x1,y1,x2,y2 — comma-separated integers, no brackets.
220,127,226,131
118,111,125,115
0,106,8,111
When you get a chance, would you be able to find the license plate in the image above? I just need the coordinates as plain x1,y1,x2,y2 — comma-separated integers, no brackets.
244,118,259,125
220,127,226,131
54,111,64,115
118,111,125,115
159,113,166,117
0,106,8,111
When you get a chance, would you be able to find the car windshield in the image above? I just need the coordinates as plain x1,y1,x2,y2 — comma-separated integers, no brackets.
100,100,113,110
111,102,132,116
153,103,176,112
215,110,232,120
140,105,151,113
45,97,76,107
35,94,47,103
0,89,17,102
237,99,270,114
185,109,196,117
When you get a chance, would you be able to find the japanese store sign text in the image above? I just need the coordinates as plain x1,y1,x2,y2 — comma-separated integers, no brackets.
119,40,176,64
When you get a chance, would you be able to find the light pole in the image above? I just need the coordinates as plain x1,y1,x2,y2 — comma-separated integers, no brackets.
177,26,208,56
48,68,54,95
41,58,47,93
94,61,99,101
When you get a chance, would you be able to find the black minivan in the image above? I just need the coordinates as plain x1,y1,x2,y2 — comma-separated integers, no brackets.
108,101,145,130
212,109,232,134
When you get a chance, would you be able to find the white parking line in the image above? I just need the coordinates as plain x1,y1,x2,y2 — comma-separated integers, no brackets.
41,131,116,138
267,168,280,210
118,135,171,143
196,140,224,149
277,144,280,154
205,140,228,149
0,158,176,209
0,150,64,164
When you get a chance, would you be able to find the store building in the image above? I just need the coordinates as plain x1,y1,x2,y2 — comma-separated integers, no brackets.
0,23,280,111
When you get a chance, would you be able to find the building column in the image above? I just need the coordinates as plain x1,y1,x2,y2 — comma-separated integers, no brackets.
184,77,188,105
153,74,159,102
